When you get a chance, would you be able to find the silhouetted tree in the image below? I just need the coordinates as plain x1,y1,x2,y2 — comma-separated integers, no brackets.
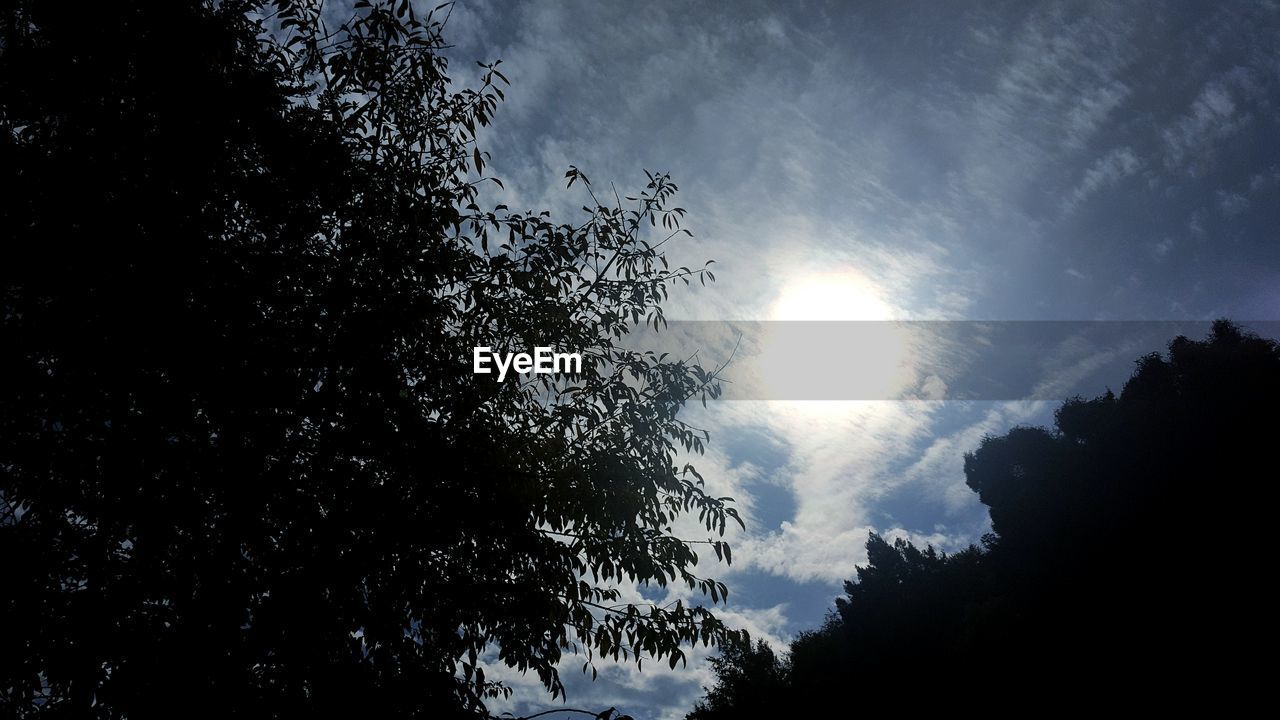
0,2,741,717
689,321,1278,715
960,319,1278,696
686,639,788,720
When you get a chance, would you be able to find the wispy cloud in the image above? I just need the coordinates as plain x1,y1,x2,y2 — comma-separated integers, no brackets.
1064,146,1141,213
1162,68,1259,173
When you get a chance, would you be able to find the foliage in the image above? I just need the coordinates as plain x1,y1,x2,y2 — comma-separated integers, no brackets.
687,321,1278,715
686,639,787,720
0,1,742,717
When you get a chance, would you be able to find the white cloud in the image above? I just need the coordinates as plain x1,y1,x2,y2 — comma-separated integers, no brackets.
1162,68,1259,172
481,574,793,720
1064,146,1141,212
712,400,941,583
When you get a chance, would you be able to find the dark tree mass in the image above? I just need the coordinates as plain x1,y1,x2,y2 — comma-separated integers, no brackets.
690,321,1277,716
1,2,739,717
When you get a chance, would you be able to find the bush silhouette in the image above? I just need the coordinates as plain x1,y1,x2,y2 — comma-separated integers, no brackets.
690,320,1278,716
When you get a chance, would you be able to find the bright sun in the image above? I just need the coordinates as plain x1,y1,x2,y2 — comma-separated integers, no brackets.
770,271,895,321
755,270,916,408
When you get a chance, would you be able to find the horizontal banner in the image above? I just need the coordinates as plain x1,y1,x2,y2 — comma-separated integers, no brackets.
618,320,1280,401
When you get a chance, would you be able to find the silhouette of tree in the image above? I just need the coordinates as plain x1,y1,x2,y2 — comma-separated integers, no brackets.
688,321,1278,715
686,639,788,720
1,2,742,717
960,319,1278,696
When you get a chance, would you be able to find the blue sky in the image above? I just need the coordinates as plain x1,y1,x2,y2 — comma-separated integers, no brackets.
425,1,1280,717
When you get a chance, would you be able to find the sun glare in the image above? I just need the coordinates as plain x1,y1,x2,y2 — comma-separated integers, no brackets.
770,271,895,322
755,271,917,408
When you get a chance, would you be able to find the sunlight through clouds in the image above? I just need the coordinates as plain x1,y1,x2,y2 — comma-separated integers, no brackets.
769,270,895,322
758,270,917,404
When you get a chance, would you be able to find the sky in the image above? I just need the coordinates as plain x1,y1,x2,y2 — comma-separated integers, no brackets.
423,1,1280,717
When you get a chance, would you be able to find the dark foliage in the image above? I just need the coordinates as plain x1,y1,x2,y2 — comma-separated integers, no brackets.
685,640,786,720
689,320,1278,716
1,2,743,717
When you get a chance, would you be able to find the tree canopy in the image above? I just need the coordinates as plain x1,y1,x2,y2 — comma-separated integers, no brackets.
1,1,742,717
689,320,1278,716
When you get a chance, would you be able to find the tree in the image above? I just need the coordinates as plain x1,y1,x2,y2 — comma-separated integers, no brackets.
688,321,1279,715
0,1,742,717
960,319,1279,694
686,639,788,720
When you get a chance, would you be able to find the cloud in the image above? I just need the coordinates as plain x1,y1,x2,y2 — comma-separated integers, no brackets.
898,400,1053,514
1162,68,1259,173
708,400,943,583
1218,190,1250,217
481,574,793,720
1064,146,1141,212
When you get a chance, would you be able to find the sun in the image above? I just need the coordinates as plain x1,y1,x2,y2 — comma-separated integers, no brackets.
770,270,895,321
754,270,916,407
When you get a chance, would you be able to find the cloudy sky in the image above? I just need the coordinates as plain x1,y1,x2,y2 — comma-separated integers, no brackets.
431,1,1280,717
